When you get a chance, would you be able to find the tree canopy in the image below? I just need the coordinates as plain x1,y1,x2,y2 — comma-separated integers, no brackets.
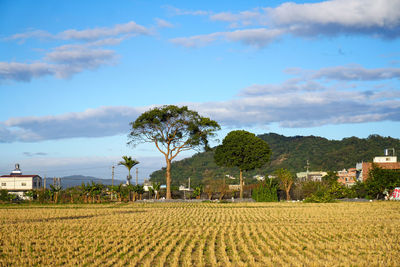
214,130,271,198
150,133,400,186
366,164,400,199
128,105,220,199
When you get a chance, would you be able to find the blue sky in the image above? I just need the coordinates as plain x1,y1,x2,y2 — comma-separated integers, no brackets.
1,0,400,181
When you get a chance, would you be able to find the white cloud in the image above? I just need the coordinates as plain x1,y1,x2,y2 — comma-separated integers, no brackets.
6,21,150,42
170,28,284,48
210,8,269,28
45,47,117,78
2,64,400,142
155,18,174,28
2,106,145,142
4,30,53,42
2,21,150,82
0,62,55,82
172,0,400,48
170,33,222,48
163,5,210,16
58,21,149,41
224,28,285,47
267,0,400,37
311,65,400,81
0,47,117,82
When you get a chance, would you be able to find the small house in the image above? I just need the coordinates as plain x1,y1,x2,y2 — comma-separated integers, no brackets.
0,164,42,199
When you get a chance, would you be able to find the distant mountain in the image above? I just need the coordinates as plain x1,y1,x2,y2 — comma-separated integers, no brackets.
149,133,400,186
44,175,125,188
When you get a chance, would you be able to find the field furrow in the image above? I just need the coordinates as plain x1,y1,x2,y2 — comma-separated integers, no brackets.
0,202,399,266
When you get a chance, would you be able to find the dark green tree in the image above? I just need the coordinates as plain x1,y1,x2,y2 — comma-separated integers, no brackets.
322,171,339,185
366,164,400,199
252,177,279,202
128,105,220,199
214,130,271,198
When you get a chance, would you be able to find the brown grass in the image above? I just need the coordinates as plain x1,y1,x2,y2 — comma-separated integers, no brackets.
0,201,399,266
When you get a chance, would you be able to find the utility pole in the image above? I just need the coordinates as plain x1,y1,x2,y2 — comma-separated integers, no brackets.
112,165,115,186
136,168,138,185
305,160,310,180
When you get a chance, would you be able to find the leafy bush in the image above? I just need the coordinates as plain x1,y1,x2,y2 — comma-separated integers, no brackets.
303,190,336,203
365,165,400,199
302,173,343,203
252,178,278,202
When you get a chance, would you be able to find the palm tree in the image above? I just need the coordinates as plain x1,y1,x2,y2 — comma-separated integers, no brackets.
152,182,161,199
118,156,139,185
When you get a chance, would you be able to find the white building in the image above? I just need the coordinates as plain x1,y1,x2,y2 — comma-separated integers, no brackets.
0,164,42,199
296,171,328,182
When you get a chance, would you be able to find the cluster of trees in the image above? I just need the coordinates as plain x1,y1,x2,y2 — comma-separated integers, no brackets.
0,182,163,204
251,166,400,203
149,133,400,186
3,105,398,204
127,105,400,201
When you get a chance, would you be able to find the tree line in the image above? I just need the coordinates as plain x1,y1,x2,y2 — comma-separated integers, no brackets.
3,105,398,203
126,105,399,201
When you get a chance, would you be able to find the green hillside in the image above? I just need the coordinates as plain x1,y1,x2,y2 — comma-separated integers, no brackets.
149,133,400,186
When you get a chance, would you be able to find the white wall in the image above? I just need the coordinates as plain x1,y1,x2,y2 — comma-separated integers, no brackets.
0,176,41,190
373,156,397,163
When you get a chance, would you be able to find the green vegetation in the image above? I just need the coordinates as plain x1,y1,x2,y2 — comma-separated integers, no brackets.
251,178,278,202
214,130,271,198
150,133,400,186
275,168,294,200
118,156,139,185
128,105,220,199
0,190,16,203
365,165,400,199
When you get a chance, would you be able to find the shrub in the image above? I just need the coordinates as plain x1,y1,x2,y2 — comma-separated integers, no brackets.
251,178,278,202
304,189,336,203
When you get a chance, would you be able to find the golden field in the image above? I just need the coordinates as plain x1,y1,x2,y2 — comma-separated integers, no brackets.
0,201,399,266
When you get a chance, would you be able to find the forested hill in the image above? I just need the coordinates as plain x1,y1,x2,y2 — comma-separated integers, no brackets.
149,133,400,186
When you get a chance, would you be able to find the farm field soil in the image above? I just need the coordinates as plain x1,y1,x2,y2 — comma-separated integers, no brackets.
0,202,399,266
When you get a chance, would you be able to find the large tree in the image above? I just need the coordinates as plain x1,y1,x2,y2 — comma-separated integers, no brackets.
118,156,139,185
214,130,271,198
128,105,220,199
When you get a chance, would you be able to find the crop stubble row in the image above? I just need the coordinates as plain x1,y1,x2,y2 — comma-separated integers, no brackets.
0,202,399,266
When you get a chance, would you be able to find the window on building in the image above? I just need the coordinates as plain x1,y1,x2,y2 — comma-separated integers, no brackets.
1,183,6,186
21,182,27,186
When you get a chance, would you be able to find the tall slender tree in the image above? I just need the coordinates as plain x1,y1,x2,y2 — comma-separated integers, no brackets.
118,156,139,185
275,168,294,200
128,105,220,199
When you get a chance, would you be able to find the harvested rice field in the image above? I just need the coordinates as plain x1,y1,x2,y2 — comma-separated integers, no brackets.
0,201,399,266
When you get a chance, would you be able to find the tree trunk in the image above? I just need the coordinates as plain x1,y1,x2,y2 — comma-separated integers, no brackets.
285,182,292,200
166,158,172,199
286,188,291,200
239,169,243,199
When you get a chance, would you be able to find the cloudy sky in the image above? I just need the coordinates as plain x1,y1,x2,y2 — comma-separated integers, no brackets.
1,0,400,181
